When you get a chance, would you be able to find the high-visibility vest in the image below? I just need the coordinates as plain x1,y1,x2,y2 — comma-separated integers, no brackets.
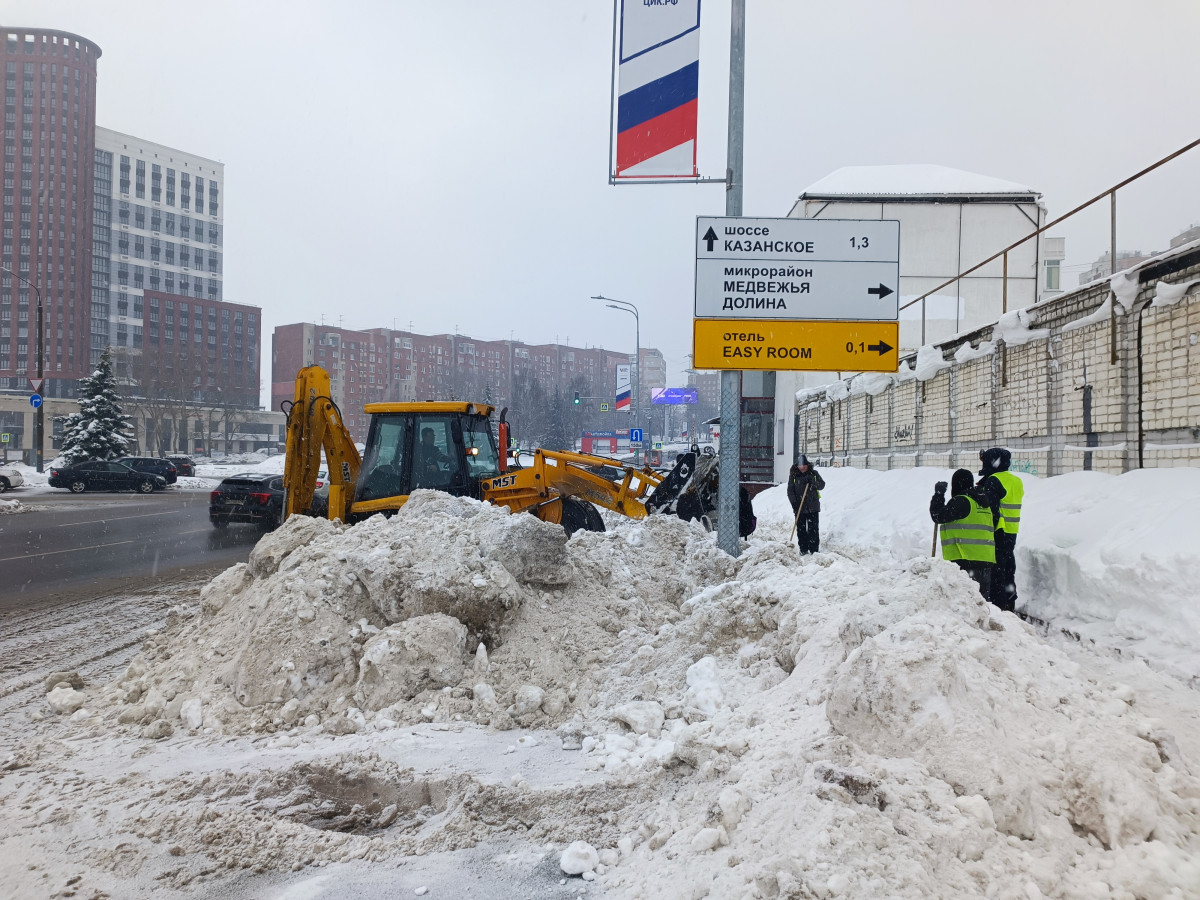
992,471,1024,535
940,496,996,563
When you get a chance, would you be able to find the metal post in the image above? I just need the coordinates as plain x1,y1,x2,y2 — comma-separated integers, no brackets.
717,0,746,558
1110,191,1118,365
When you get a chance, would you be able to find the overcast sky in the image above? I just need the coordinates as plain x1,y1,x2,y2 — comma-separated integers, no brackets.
9,1,1200,400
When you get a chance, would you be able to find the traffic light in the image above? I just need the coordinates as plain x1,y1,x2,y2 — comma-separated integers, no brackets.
573,391,580,405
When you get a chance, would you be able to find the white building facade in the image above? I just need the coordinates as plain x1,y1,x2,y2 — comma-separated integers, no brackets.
770,164,1064,484
92,127,224,364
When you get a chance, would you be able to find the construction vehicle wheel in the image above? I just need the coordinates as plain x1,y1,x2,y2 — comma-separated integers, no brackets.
560,497,604,537
581,500,605,534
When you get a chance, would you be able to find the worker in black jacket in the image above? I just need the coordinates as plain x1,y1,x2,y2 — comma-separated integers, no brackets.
787,456,826,554
930,468,995,600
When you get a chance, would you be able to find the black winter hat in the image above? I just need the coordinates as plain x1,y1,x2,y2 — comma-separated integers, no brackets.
978,447,1012,475
951,469,974,495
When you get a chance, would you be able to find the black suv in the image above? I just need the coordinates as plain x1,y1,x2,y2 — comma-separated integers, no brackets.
166,455,197,477
48,460,167,494
117,456,179,484
210,473,285,529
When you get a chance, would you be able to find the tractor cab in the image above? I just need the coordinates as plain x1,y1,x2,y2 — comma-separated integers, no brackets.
354,402,501,511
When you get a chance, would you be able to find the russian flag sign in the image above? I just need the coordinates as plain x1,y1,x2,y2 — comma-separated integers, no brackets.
614,0,701,179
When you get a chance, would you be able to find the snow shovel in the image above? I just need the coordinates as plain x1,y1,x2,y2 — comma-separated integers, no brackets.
788,482,810,545
931,522,939,558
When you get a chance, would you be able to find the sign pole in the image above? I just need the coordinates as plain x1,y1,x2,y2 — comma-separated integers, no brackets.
717,0,745,558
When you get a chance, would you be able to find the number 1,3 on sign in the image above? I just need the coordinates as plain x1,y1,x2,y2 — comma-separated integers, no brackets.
850,236,870,249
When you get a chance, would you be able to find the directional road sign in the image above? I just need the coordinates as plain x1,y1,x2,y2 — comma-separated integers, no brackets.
30,394,43,408
695,216,900,321
693,319,899,373
629,428,644,443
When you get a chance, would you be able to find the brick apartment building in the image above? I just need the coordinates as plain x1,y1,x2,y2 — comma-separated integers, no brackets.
272,322,666,442
1,28,101,396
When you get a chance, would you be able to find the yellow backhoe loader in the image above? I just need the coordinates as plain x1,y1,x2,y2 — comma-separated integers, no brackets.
281,365,680,533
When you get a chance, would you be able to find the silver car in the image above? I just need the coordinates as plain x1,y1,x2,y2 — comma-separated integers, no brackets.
0,466,24,492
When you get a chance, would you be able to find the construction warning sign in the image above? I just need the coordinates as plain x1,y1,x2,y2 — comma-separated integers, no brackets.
693,319,899,373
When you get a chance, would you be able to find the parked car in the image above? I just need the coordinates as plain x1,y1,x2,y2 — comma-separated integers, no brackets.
166,455,196,477
116,456,179,484
48,460,167,494
209,473,285,529
0,465,24,492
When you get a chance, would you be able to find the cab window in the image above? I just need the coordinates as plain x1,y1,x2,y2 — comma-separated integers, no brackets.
358,416,409,501
460,415,500,480
413,417,455,489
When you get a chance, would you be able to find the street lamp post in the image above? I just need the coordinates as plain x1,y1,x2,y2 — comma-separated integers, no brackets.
1,265,45,472
589,295,640,466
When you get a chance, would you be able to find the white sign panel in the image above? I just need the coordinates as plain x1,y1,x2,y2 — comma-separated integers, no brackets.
694,217,900,321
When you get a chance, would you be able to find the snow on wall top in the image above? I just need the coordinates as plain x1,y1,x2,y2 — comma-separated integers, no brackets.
801,164,1039,198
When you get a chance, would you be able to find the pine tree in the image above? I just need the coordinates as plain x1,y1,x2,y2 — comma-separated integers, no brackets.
58,348,133,464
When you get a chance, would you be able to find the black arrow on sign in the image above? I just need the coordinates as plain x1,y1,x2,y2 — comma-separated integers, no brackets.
867,283,893,299
867,340,894,355
702,226,718,252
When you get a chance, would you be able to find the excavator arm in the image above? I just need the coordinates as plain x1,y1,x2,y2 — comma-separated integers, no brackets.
282,365,362,522
480,448,663,522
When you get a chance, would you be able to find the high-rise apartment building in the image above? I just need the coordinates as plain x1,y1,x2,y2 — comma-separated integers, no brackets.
93,127,225,365
0,27,101,396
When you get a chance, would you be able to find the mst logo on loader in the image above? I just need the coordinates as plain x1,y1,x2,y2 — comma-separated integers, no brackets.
489,474,518,490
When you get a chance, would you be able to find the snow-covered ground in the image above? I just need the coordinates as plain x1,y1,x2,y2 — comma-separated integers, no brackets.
1,467,1198,899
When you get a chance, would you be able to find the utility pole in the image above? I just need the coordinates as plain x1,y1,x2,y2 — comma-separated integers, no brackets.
717,0,746,557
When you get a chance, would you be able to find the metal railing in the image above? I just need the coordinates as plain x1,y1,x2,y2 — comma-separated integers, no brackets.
901,137,1200,364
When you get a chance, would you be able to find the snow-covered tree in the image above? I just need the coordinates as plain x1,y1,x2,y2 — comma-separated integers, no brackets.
58,348,133,464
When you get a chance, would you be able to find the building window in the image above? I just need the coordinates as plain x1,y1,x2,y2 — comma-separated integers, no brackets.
151,163,161,202
135,159,145,198
166,168,175,206
119,154,129,193
1044,259,1061,291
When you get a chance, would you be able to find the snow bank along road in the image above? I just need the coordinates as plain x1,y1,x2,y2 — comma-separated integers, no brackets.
0,468,1198,899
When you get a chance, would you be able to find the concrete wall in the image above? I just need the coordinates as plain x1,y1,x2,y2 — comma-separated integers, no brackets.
794,244,1200,475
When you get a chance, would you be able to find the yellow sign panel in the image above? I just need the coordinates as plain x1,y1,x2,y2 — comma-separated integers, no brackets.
693,318,899,372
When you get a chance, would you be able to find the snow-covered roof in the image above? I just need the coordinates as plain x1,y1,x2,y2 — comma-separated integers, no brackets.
800,164,1039,199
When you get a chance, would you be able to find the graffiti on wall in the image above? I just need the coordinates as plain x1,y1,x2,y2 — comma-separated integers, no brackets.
1010,459,1039,475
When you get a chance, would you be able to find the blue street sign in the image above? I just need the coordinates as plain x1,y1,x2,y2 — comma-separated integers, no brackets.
30,394,42,408
630,428,644,443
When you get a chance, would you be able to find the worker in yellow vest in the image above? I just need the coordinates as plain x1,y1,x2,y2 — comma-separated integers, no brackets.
930,468,995,600
976,447,1023,612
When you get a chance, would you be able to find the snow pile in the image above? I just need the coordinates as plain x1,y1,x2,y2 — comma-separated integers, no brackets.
915,344,951,381
755,466,1200,683
0,498,26,514
993,308,1049,346
92,490,732,737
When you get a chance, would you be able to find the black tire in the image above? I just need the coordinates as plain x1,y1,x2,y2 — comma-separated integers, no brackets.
0,477,9,492
136,479,155,494
560,497,604,537
69,480,87,494
211,518,229,529
582,500,605,533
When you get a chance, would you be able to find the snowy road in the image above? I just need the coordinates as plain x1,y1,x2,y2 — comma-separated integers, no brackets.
1,490,261,609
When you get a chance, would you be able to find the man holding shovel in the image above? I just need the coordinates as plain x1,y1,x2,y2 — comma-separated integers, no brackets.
787,456,826,554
